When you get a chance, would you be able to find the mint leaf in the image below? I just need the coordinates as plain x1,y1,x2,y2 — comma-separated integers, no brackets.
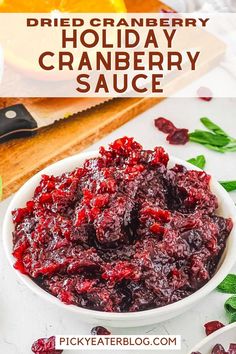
189,131,230,147
187,155,206,169
203,144,226,153
229,311,236,324
225,296,236,323
189,118,236,153
223,144,236,152
220,181,236,192
217,274,236,293
200,117,228,137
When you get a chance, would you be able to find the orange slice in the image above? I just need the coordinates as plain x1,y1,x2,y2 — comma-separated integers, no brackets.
60,0,127,12
0,0,127,12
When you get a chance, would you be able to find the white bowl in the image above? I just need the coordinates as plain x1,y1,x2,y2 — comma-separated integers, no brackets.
188,322,236,353
3,151,236,327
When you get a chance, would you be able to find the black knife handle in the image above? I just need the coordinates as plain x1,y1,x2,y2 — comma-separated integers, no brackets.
0,104,38,143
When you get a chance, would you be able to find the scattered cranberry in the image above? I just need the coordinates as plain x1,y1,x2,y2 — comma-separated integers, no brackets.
197,87,213,101
166,128,189,145
204,321,225,336
31,336,62,354
211,344,226,354
12,137,233,312
154,117,176,134
154,118,189,145
91,326,111,335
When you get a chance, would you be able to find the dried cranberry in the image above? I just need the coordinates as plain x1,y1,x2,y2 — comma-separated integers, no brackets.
197,87,213,101
154,118,189,145
154,117,176,134
31,336,62,354
204,321,225,336
211,344,226,354
166,128,189,145
91,326,111,335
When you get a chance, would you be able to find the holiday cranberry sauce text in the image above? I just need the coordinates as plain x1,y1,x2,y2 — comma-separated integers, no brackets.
25,16,209,94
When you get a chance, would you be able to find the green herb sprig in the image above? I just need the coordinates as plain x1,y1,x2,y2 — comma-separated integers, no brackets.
225,297,236,323
189,118,236,153
217,274,236,294
219,181,236,192
187,155,206,169
217,275,236,324
187,155,236,192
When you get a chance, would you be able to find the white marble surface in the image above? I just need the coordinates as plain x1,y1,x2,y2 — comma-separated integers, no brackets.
1,97,236,354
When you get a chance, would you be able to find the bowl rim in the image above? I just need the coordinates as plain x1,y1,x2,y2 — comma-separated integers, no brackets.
188,322,236,353
3,150,236,321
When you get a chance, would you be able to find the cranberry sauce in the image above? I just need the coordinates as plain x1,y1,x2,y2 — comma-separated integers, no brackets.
12,137,233,312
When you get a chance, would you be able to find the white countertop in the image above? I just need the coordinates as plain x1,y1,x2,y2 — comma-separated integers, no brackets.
1,96,236,354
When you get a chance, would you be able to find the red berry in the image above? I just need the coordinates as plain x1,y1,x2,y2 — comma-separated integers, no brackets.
102,261,140,283
229,343,236,353
91,326,111,335
166,128,189,145
211,344,226,354
31,336,63,354
152,146,169,166
12,207,29,223
154,117,176,134
39,193,52,203
150,223,165,234
204,321,225,336
197,87,213,101
154,117,189,145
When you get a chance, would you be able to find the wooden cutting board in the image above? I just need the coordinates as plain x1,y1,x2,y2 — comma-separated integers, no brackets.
0,0,225,200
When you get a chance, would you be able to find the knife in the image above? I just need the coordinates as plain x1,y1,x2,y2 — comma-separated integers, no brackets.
0,98,111,143
0,104,38,142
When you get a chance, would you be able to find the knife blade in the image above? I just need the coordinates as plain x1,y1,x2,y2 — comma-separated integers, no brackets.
0,98,111,143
